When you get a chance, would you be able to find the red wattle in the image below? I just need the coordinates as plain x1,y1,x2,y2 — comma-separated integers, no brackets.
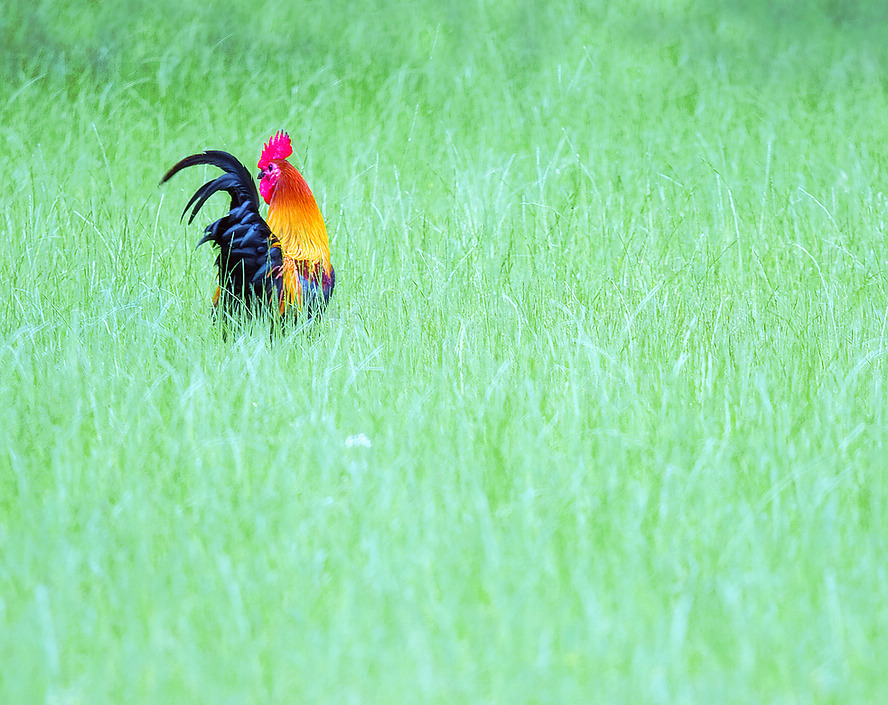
259,176,275,204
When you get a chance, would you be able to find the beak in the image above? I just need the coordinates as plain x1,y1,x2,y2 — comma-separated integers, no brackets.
257,169,265,180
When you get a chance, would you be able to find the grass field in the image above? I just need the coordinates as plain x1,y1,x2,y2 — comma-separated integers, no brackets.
2,0,887,702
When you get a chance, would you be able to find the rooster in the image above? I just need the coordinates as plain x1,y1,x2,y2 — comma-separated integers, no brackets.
161,131,334,325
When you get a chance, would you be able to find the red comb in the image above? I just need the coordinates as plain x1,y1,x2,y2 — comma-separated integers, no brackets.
257,131,293,170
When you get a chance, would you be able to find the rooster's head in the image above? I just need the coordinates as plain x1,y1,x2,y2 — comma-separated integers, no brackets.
257,131,293,204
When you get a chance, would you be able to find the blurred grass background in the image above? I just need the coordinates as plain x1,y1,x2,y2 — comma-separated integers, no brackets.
1,0,887,702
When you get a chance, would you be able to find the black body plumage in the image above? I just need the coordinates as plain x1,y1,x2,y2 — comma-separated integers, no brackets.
161,150,283,316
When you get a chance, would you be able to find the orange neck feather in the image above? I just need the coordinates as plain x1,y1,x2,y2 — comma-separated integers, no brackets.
266,162,331,275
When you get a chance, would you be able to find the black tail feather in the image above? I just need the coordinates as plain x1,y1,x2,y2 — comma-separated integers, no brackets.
161,149,282,315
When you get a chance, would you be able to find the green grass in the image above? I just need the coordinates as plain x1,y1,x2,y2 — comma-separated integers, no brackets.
2,0,887,702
